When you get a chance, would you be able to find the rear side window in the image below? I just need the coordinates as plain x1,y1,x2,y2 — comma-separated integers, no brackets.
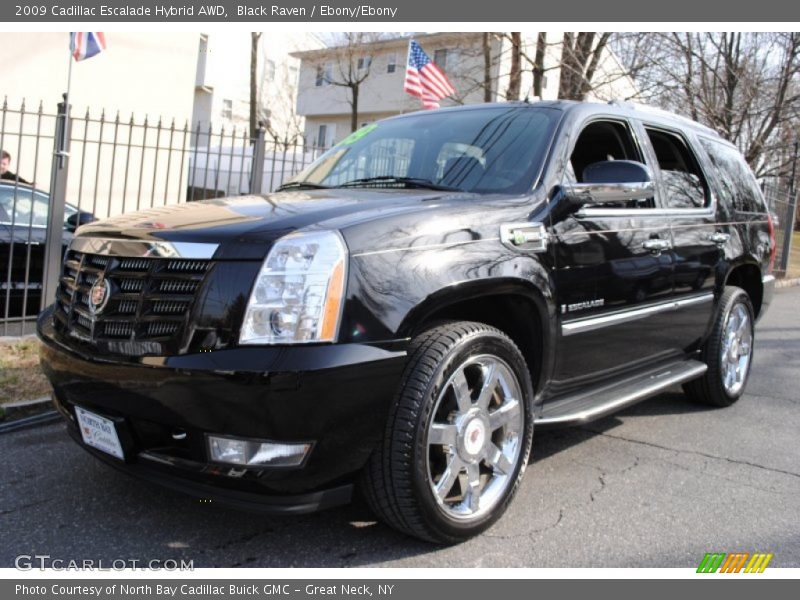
699,138,766,214
645,128,709,209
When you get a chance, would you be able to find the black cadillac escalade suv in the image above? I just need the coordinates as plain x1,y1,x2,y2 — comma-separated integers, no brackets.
38,101,776,544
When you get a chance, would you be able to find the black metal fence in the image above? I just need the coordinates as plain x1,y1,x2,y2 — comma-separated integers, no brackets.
0,97,324,336
2,96,799,337
762,177,799,278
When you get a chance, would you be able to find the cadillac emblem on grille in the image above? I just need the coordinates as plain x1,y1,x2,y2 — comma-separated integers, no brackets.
88,275,111,316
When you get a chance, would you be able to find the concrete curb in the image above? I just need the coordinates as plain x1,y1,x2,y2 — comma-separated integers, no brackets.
776,277,800,288
0,410,60,434
0,396,55,433
3,396,50,409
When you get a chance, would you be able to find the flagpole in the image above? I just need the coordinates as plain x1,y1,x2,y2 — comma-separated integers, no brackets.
398,39,412,115
59,37,74,168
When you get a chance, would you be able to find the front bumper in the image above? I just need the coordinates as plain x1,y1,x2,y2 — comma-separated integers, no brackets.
37,308,407,513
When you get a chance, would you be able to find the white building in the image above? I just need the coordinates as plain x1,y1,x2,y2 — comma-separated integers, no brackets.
192,32,324,142
0,32,325,216
292,32,640,148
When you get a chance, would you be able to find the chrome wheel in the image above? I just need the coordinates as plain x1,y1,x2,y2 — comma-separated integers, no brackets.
720,303,752,396
425,354,525,522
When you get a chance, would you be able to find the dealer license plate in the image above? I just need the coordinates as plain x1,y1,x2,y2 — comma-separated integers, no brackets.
75,406,124,460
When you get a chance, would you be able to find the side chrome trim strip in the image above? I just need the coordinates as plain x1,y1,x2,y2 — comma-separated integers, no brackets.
562,293,714,337
70,237,219,259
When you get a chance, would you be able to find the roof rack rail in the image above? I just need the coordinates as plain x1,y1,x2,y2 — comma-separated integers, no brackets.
606,100,719,136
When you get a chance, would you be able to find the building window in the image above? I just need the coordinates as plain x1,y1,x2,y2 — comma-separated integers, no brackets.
289,66,299,85
357,56,372,71
434,49,448,69
317,124,328,148
266,59,276,82
387,53,397,73
316,63,332,86
447,49,461,74
222,99,232,120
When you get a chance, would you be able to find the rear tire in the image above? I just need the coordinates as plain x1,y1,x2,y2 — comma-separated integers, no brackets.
683,286,755,407
361,321,534,544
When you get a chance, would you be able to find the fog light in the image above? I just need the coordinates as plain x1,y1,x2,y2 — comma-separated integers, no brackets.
206,435,312,467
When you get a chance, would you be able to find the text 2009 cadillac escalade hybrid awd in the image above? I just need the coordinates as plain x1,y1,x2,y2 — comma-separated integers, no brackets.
38,101,776,544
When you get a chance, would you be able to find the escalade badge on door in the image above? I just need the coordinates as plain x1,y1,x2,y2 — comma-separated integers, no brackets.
89,276,111,315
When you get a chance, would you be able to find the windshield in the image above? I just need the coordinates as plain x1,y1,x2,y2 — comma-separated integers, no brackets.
287,106,560,194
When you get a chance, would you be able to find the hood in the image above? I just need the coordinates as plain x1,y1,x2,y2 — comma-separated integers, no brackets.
75,188,461,260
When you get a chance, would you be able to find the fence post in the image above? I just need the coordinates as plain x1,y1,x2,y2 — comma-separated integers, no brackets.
41,95,71,311
250,124,266,194
779,141,799,276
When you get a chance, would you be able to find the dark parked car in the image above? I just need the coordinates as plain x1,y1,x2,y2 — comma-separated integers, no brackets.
37,101,775,544
1,182,95,318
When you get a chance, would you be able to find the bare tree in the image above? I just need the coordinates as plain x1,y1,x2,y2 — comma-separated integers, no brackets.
557,32,612,100
249,32,262,140
482,33,494,102
471,32,630,103
532,33,547,99
505,33,522,101
612,32,800,178
257,60,305,146
323,32,386,132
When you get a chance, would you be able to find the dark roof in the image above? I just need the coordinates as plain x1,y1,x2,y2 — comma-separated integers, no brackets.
387,100,722,139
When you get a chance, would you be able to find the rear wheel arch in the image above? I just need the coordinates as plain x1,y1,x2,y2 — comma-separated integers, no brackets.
723,261,763,318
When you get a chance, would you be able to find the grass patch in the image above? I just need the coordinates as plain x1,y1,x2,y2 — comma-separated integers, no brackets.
0,337,51,405
788,231,800,279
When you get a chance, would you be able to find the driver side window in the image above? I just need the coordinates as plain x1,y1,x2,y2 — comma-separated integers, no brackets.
568,120,654,209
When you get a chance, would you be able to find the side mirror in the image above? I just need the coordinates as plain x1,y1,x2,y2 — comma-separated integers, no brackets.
65,211,96,233
562,160,654,206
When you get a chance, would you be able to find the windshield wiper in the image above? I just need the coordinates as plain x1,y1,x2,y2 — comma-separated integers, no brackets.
336,176,461,192
276,181,331,191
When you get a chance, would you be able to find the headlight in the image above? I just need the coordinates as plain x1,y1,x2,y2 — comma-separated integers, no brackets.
239,230,347,345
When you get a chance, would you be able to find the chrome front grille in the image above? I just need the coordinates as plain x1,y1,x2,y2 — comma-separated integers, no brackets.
53,249,212,349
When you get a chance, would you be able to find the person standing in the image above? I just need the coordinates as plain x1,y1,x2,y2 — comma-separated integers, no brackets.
0,150,31,184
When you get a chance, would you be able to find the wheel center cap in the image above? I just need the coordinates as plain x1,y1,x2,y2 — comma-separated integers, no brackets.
463,418,486,456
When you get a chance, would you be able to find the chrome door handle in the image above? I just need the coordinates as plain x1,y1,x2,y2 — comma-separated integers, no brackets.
709,232,730,245
642,238,672,253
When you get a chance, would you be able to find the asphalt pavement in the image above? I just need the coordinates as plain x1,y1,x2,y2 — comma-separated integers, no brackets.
2,287,799,568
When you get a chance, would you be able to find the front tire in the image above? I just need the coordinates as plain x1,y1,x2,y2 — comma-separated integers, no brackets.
683,286,755,407
361,321,534,544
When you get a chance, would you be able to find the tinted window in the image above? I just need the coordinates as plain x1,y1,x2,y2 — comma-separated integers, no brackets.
646,128,709,209
0,187,76,228
290,107,561,194
699,138,766,213
0,188,49,227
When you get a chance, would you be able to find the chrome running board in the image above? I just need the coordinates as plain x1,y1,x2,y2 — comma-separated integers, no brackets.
536,358,707,427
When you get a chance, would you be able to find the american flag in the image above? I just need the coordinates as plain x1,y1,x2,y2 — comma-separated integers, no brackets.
70,33,107,61
404,40,456,110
